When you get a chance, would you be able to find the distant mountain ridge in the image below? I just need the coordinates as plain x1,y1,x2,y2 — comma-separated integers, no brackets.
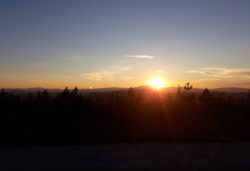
3,86,250,93
212,87,250,93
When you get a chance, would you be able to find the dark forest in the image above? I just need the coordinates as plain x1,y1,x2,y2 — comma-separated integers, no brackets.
1,86,250,146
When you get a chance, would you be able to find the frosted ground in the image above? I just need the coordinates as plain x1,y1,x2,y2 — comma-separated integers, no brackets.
1,143,250,170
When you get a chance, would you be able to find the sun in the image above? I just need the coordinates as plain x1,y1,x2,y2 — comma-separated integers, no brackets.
150,78,166,89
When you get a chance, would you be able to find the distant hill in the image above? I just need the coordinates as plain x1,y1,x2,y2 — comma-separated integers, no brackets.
79,87,127,93
2,86,249,94
212,87,249,93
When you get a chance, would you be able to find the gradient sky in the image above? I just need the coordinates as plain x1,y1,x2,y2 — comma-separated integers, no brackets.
1,0,250,89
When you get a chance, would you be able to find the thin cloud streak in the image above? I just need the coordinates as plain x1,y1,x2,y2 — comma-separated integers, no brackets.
79,65,131,81
187,67,250,78
195,78,221,83
80,71,112,81
125,54,154,59
157,69,164,73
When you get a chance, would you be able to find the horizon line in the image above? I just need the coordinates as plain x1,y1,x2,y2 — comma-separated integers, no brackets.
1,86,250,90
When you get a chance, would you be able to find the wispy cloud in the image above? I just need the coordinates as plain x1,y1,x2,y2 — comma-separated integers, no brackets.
120,76,132,80
157,69,164,73
195,78,221,83
125,54,154,59
79,65,131,81
187,67,250,78
80,71,112,81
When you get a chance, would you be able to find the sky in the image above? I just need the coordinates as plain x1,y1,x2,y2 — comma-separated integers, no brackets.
1,0,250,89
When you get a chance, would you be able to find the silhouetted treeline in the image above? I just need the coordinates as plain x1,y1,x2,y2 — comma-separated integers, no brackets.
1,86,250,145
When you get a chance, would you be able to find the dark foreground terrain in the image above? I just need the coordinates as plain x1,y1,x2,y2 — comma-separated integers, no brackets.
1,87,250,170
1,143,250,170
1,86,250,145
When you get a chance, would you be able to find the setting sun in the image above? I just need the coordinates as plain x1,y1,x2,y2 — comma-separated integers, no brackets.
150,78,166,88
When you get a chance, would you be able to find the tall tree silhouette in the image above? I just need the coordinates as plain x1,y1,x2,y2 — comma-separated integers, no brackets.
183,82,193,92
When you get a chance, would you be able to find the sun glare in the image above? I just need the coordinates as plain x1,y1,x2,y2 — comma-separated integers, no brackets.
150,78,166,89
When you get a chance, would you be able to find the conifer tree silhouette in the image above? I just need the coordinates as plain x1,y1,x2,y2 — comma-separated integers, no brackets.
183,82,193,92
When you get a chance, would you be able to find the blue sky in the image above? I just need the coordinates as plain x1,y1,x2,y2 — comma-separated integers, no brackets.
1,0,250,88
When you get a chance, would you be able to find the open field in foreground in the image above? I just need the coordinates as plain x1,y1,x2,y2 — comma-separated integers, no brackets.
1,143,250,170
